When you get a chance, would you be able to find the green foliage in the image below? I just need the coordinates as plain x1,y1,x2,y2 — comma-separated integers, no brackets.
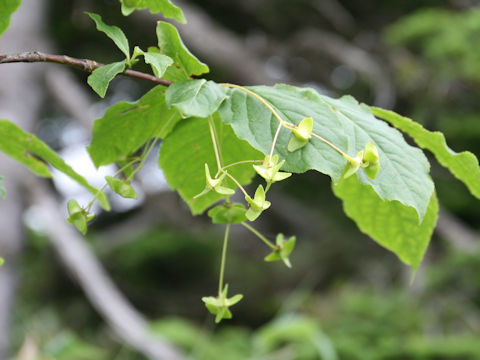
220,84,434,221
208,203,247,224
372,107,480,200
166,79,228,118
86,12,130,60
159,115,262,214
133,46,173,77
385,7,480,81
0,120,109,210
254,314,337,360
155,21,209,81
119,0,186,24
87,85,180,167
2,0,480,327
87,61,126,98
333,176,438,270
0,0,20,36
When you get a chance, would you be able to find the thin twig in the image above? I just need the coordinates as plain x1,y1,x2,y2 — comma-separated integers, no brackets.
0,51,172,86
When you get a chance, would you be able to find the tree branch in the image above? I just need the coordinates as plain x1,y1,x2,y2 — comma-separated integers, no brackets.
0,51,172,86
28,180,185,360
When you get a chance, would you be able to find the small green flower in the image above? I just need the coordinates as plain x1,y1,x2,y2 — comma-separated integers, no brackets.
105,176,137,199
288,116,313,152
194,163,235,198
363,142,380,179
343,142,380,180
66,199,94,235
343,150,364,179
202,284,243,323
245,185,271,221
253,155,292,183
264,233,296,268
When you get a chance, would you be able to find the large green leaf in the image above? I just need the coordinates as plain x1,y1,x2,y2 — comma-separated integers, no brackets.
88,85,180,167
119,0,186,24
333,175,439,270
166,80,227,117
219,84,434,221
0,120,109,209
0,0,20,36
156,21,209,81
372,107,480,200
86,12,130,59
159,114,262,214
87,61,126,98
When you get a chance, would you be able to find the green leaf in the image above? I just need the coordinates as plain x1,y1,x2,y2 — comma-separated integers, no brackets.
156,21,209,81
86,12,130,59
143,51,173,78
166,80,227,118
159,114,262,214
332,175,439,270
0,0,20,36
0,257,4,267
0,120,109,209
88,85,181,167
105,176,137,199
219,84,434,221
208,203,247,224
87,61,126,98
119,0,186,24
133,46,173,77
372,107,480,200
0,175,5,199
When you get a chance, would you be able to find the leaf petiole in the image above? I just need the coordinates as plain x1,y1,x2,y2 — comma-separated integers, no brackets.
241,222,276,250
218,224,231,295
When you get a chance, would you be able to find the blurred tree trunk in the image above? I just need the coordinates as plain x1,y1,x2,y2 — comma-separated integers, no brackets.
0,0,49,356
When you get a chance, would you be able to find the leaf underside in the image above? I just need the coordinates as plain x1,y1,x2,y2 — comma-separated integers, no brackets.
87,61,126,98
219,84,434,221
88,85,181,167
372,107,480,200
333,175,439,270
159,113,262,214
166,79,228,118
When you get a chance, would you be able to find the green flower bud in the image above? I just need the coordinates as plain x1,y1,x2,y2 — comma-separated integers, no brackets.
363,142,379,165
105,176,137,199
245,185,271,221
343,150,364,179
288,117,313,152
253,155,292,183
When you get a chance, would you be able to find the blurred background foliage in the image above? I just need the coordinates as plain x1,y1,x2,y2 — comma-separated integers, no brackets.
9,0,480,359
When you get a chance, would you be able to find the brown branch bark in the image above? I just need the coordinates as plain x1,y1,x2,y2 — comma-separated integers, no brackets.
0,51,172,86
